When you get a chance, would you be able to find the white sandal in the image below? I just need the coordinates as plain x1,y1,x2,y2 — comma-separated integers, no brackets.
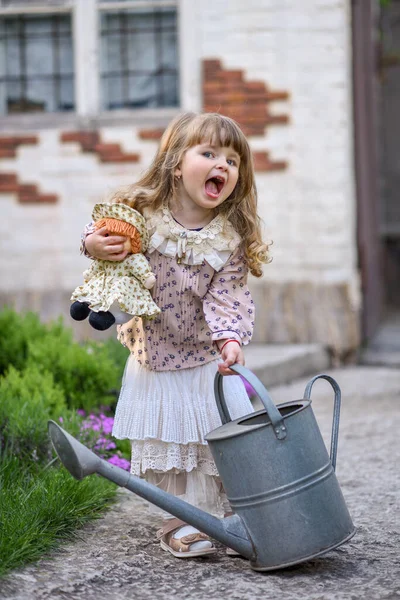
156,518,217,558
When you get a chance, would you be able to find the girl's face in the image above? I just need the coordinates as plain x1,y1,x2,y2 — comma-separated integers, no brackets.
174,142,240,213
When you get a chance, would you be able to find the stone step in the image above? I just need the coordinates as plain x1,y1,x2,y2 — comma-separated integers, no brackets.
361,349,400,368
360,313,400,367
244,343,330,389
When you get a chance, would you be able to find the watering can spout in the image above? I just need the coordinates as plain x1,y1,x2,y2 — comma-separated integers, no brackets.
47,421,254,559
48,420,102,480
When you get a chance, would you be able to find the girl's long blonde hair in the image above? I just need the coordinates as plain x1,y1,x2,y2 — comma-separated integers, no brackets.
111,112,271,277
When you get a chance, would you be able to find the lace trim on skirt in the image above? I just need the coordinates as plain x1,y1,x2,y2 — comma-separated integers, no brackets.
130,439,218,476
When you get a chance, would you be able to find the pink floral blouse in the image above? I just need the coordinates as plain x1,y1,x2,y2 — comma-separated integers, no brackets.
81,203,255,371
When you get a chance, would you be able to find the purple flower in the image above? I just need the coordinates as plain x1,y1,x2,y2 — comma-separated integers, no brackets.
107,455,130,470
78,409,129,467
95,438,116,451
94,436,117,451
100,415,114,434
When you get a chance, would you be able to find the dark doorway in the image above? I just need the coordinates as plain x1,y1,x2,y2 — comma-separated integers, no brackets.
352,0,383,343
353,0,400,362
379,0,400,310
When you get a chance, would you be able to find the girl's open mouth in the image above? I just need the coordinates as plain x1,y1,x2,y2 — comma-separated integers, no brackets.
205,176,225,198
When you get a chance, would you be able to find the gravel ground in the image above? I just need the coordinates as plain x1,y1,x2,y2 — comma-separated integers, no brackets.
1,366,399,600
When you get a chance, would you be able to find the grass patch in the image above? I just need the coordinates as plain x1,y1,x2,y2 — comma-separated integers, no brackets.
0,456,116,578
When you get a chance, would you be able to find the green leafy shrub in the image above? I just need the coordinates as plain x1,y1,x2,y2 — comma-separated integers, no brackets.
0,308,53,375
0,365,67,462
96,336,129,384
88,336,129,410
0,307,124,413
26,323,120,414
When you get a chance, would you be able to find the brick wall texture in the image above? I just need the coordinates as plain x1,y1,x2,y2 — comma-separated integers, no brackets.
60,131,140,163
203,59,289,138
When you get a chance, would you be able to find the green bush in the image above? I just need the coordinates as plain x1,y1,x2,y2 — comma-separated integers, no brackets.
0,307,125,413
88,336,129,410
26,329,119,413
97,336,129,386
0,308,53,375
0,365,68,462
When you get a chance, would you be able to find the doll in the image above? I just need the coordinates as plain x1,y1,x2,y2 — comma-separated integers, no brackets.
70,202,160,331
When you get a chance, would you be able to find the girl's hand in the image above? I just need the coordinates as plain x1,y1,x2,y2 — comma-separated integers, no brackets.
85,227,129,261
217,340,244,376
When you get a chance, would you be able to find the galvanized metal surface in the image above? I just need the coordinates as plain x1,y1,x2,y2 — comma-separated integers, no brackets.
303,374,341,471
209,366,355,570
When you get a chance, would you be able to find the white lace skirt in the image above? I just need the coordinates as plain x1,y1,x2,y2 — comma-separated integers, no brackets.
112,355,253,516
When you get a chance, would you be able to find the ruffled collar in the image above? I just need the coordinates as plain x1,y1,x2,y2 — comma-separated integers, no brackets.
145,203,241,271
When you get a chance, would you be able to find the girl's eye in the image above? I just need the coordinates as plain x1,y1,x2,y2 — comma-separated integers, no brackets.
227,158,237,166
203,151,214,158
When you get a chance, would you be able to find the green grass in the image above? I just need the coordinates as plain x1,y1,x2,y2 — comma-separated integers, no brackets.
0,456,117,578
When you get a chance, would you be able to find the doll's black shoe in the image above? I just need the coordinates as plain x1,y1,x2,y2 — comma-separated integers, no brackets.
70,301,91,321
89,311,116,331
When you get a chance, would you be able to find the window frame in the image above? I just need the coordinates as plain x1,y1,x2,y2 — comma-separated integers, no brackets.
0,0,183,128
99,1,179,112
0,9,76,115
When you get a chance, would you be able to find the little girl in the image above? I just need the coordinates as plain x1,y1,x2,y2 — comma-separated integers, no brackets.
82,112,270,558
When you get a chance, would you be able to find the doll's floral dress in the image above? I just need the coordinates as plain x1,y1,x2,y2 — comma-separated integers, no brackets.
71,253,160,319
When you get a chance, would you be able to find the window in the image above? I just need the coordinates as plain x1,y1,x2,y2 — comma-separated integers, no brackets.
100,5,179,110
0,12,74,114
0,0,179,117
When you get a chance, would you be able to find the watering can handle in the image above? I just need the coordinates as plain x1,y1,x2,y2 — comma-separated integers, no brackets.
214,364,287,440
303,374,341,471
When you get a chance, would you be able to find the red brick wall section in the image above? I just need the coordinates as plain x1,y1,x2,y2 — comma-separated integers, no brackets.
0,172,58,204
203,59,289,172
60,131,140,163
137,60,289,173
138,129,165,141
253,151,288,173
0,135,38,159
203,59,289,136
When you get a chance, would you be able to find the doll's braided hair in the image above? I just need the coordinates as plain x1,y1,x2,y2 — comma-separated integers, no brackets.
94,218,142,253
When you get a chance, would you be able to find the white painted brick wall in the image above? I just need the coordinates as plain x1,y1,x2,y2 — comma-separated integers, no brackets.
183,0,357,290
0,0,358,313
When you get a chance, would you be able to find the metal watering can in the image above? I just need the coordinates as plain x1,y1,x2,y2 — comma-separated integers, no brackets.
48,365,355,572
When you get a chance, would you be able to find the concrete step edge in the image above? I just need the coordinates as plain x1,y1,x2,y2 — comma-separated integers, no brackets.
360,349,400,368
244,343,330,388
